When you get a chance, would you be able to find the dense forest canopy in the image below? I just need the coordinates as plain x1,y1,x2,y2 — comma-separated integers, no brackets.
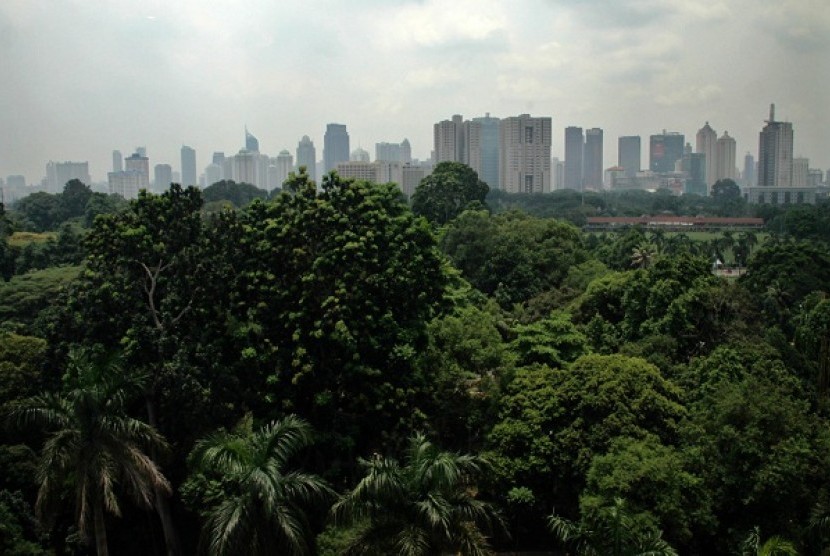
2,174,830,555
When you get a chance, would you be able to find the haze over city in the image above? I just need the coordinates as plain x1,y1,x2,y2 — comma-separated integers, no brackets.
1,0,828,182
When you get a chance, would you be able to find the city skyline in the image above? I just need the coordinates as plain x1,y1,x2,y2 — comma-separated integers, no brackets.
1,1,828,182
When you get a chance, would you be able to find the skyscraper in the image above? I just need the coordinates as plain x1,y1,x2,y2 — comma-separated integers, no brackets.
350,147,370,162
649,131,684,173
743,153,755,187
472,113,500,189
181,145,197,186
696,122,718,187
112,150,123,172
275,150,294,188
296,136,316,182
154,164,172,191
564,126,584,190
618,136,641,178
715,131,737,182
45,161,90,193
792,157,809,187
758,104,794,187
499,114,551,194
324,124,350,173
124,151,150,190
681,152,706,195
245,127,260,153
433,115,482,176
583,128,603,190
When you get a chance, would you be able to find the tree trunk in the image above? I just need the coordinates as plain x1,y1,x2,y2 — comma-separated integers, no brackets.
93,501,109,556
146,395,183,556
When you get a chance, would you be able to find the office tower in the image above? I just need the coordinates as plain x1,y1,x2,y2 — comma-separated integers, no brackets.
696,122,717,187
154,164,172,191
296,136,316,182
336,161,381,183
376,142,401,162
275,150,294,188
245,127,260,153
618,136,641,178
212,152,225,165
124,151,150,190
649,131,685,173
401,139,412,164
564,126,584,190
112,150,123,172
324,123,350,172
205,164,223,186
433,115,482,176
45,161,91,193
681,152,706,195
715,131,737,182
351,147,370,162
181,145,197,186
792,157,809,187
472,113,500,189
401,164,428,198
232,150,258,185
108,171,143,200
743,153,755,187
758,104,794,187
499,114,552,194
808,168,823,187
583,128,603,190
552,157,564,190
7,175,26,189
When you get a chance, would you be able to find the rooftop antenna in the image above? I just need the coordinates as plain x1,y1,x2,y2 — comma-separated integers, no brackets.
767,103,775,123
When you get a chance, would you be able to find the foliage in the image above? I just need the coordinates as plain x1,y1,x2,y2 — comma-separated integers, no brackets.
333,433,502,555
441,210,588,307
548,497,678,556
0,490,50,555
740,527,799,556
0,265,81,332
6,351,171,556
184,414,332,556
202,180,267,208
510,310,588,368
224,170,448,461
411,161,489,225
489,355,685,519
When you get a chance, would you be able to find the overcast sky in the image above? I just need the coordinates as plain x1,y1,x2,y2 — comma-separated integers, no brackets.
1,0,828,184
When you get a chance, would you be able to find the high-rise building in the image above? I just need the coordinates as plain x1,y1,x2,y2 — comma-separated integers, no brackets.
618,136,641,178
681,152,707,195
715,131,737,182
564,126,584,190
296,136,316,182
743,153,756,187
108,171,143,199
552,157,564,190
351,147,370,162
401,139,412,164
7,175,26,189
792,157,809,187
232,150,259,185
154,164,172,191
245,127,260,153
583,128,603,190
205,164,223,187
649,131,685,173
758,104,794,187
181,145,197,186
433,115,482,176
124,152,150,190
401,164,429,199
45,161,91,193
499,114,552,194
696,122,718,187
324,123,350,173
472,113,500,189
275,150,294,189
112,150,123,172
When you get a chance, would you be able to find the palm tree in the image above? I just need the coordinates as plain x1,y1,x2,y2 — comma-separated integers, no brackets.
630,244,656,269
548,497,677,556
333,433,502,555
186,414,332,556
741,526,799,556
7,352,170,556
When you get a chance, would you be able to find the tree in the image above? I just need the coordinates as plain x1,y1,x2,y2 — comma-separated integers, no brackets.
202,180,267,208
510,310,589,368
411,161,489,225
59,179,93,219
7,352,171,556
333,433,501,555
740,527,798,556
548,497,678,556
184,414,332,556
630,244,656,269
711,179,741,200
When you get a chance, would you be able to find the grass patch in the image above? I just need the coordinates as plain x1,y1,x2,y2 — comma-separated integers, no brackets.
8,231,56,247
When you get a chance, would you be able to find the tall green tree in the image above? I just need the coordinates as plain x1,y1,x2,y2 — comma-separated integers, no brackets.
411,161,489,225
333,433,501,555
184,414,332,556
7,352,170,556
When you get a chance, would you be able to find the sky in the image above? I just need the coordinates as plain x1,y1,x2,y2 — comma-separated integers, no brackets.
1,0,828,184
